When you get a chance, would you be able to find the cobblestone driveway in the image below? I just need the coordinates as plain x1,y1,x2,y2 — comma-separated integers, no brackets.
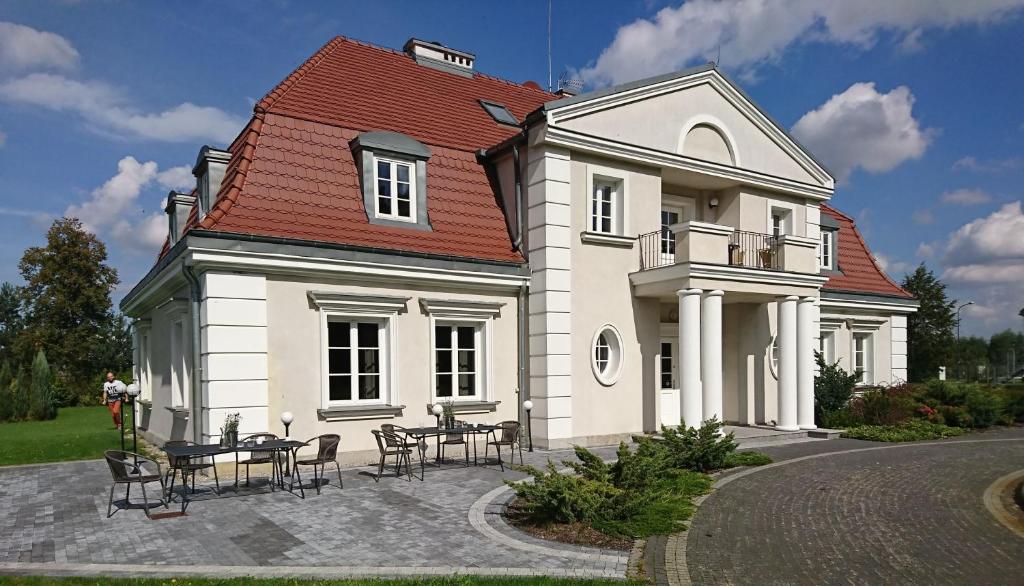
0,444,628,579
684,428,1024,585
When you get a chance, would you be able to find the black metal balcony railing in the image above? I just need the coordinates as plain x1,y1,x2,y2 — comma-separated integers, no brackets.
728,230,781,270
637,228,781,271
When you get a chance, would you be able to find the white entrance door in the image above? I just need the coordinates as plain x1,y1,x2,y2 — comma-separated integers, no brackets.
660,206,684,265
659,337,680,427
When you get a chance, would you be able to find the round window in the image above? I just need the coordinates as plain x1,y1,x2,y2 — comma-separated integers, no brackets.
591,325,623,386
769,333,779,380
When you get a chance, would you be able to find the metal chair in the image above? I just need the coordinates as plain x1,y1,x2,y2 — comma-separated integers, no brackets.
235,433,279,489
104,450,168,519
164,440,220,497
294,434,342,495
382,423,426,477
485,420,524,471
372,429,412,482
439,421,469,467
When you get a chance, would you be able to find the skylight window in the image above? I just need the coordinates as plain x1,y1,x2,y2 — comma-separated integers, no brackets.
479,100,519,126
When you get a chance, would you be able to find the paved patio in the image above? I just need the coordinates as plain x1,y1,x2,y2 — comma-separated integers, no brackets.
0,444,630,579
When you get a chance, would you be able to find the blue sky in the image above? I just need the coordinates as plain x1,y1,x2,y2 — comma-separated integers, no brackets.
0,0,1022,336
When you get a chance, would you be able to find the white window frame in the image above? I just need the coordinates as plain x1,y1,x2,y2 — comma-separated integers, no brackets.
373,156,416,222
820,230,834,270
768,203,797,237
853,332,874,385
309,291,408,410
324,318,389,406
420,298,501,403
431,319,487,402
170,318,188,409
819,330,836,365
591,324,624,386
769,333,779,380
585,165,630,237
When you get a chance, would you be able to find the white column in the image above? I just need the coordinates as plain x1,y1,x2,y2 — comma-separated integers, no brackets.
797,297,817,430
776,295,799,431
701,290,724,423
678,289,703,429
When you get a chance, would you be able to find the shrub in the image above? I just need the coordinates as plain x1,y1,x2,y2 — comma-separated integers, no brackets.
856,389,917,426
11,365,29,420
28,350,56,421
610,437,669,491
1000,386,1024,423
938,405,972,428
920,379,971,406
814,353,858,425
842,420,967,442
963,389,1001,428
660,417,738,473
510,460,620,525
820,406,862,428
724,451,772,468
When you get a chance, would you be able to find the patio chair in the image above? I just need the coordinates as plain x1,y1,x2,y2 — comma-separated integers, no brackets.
439,421,469,467
104,450,168,519
164,440,220,497
485,420,524,471
235,433,280,489
294,434,342,495
372,429,413,482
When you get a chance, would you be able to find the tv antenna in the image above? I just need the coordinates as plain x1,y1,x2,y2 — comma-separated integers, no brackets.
547,0,553,91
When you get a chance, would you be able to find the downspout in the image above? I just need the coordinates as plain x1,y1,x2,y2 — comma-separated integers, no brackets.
512,140,530,421
511,142,525,253
182,264,204,445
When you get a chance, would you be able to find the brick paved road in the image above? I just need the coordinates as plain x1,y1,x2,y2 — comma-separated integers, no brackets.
683,428,1024,585
0,444,628,579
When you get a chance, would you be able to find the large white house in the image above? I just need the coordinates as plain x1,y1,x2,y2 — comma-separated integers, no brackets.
122,37,917,461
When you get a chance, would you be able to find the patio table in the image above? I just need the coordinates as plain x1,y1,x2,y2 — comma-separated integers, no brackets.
161,439,307,510
396,424,499,477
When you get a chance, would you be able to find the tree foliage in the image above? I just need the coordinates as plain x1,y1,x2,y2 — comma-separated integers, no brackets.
0,282,22,366
28,350,56,421
15,218,121,404
901,263,955,382
0,361,12,422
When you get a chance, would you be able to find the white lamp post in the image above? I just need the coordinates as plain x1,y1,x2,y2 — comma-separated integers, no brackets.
126,383,140,459
522,400,534,452
280,411,294,439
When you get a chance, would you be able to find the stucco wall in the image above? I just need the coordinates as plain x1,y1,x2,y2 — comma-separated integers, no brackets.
265,276,521,465
822,310,897,387
135,285,194,444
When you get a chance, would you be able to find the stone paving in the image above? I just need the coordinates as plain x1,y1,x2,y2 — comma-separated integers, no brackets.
0,443,629,579
679,428,1024,585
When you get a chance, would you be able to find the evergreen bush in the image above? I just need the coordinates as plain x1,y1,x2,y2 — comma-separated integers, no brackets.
814,353,859,425
0,361,12,422
28,350,56,421
12,365,29,420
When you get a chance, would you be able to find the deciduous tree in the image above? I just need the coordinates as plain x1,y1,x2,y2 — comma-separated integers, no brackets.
901,263,955,382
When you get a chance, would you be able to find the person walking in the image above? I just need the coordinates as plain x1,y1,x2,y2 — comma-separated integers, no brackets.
102,372,125,430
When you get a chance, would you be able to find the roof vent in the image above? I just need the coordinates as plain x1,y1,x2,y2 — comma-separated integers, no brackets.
403,38,475,77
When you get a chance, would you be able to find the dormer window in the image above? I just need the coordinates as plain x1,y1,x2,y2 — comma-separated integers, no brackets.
351,131,432,230
374,157,415,221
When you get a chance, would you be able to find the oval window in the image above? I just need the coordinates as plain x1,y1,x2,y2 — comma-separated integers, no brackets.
591,325,623,386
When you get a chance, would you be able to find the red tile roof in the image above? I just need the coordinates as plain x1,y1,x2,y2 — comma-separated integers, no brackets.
163,36,558,264
821,204,914,299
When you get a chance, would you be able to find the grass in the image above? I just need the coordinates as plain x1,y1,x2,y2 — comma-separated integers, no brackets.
723,451,773,468
0,578,641,586
841,420,967,442
0,406,129,466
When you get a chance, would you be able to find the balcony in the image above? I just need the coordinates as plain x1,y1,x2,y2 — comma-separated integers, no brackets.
638,221,818,273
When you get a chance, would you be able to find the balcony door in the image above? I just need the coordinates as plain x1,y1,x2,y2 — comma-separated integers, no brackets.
660,205,685,264
659,337,681,427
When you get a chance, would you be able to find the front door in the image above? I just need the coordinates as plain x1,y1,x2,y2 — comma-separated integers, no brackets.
660,206,684,265
659,337,680,427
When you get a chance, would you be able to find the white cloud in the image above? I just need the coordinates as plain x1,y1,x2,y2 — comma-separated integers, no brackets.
156,166,194,191
912,208,935,225
0,73,243,143
940,188,993,206
578,0,1024,87
791,82,935,182
64,156,186,252
952,155,1024,173
0,21,79,74
917,242,937,258
873,252,911,276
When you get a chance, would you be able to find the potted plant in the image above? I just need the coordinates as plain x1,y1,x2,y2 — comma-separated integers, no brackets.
441,399,456,429
220,412,241,447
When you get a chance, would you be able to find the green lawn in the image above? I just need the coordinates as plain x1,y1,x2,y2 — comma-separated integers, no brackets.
0,577,639,586
0,406,131,466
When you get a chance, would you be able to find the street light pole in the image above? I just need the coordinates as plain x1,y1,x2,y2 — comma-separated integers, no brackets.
955,301,974,380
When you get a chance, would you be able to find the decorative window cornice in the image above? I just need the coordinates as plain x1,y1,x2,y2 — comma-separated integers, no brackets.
307,291,410,314
419,297,504,319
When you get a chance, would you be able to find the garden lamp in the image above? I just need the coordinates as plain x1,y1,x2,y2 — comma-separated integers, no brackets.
126,383,140,459
522,400,534,452
115,380,128,452
431,403,443,428
280,411,294,439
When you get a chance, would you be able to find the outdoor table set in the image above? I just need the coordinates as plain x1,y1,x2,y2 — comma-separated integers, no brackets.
161,437,309,510
375,420,524,481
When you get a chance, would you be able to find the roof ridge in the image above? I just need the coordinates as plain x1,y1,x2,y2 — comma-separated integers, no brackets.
256,36,346,114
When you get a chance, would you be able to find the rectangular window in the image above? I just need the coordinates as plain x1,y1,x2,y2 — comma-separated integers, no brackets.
660,209,680,260
660,342,674,389
374,157,415,221
853,333,873,385
435,323,480,400
820,231,833,269
591,180,616,233
819,331,835,365
326,320,383,404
